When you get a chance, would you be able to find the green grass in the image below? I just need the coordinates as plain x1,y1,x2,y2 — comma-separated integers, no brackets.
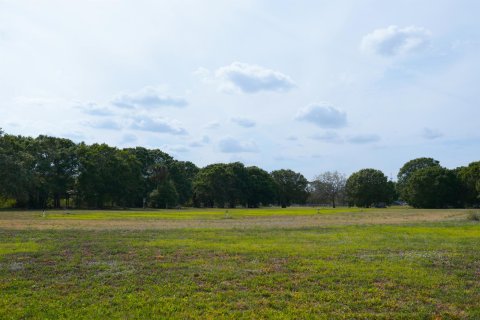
39,207,370,220
0,208,479,318
0,242,39,256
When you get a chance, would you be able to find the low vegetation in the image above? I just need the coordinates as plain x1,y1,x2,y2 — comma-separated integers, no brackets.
0,207,479,318
467,210,480,221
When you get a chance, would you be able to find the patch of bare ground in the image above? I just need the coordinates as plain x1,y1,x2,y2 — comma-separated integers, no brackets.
0,209,467,230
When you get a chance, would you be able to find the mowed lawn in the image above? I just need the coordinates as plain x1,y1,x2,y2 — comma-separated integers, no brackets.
0,208,479,319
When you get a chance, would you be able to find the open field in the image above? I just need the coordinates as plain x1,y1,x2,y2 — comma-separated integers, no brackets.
0,207,479,319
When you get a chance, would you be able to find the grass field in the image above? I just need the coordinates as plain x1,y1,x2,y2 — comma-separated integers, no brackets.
0,207,479,319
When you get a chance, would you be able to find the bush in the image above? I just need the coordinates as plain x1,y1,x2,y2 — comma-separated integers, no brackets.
467,210,480,221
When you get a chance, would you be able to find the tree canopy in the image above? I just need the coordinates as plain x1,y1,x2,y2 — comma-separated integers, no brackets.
270,169,308,208
1,130,479,209
346,169,394,207
397,157,440,201
402,166,461,208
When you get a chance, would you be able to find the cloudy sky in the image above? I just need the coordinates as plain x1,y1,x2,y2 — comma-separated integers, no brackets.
1,1,479,179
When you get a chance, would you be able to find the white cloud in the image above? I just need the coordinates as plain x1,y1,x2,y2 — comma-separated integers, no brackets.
193,67,213,84
204,121,221,129
189,135,210,147
296,103,347,128
112,86,188,109
165,145,189,153
310,131,343,143
130,117,187,135
347,134,380,144
85,120,122,130
219,137,258,153
422,128,443,140
215,62,295,93
78,102,113,116
231,117,256,128
361,25,431,56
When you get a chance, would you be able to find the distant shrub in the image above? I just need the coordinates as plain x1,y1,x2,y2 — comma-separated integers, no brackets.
467,210,480,221
0,198,16,209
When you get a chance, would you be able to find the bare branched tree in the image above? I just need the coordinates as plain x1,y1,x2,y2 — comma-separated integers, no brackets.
310,171,346,208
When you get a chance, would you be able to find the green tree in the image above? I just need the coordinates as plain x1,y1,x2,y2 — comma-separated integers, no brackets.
148,180,179,208
397,157,440,200
456,161,480,207
123,147,173,207
402,166,461,208
193,163,229,207
0,134,33,206
270,169,308,208
76,144,142,208
310,171,346,208
168,161,199,206
32,135,78,208
346,169,391,207
245,166,276,208
193,162,248,208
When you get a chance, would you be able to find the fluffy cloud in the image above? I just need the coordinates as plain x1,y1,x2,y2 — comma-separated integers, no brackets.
295,103,347,128
361,25,431,56
130,117,187,135
215,62,295,93
231,117,256,128
219,137,258,153
347,134,380,144
112,87,188,109
422,128,443,140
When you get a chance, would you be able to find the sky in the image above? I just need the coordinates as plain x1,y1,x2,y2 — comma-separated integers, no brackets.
1,0,479,180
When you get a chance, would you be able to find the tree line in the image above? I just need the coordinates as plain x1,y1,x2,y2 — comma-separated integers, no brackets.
0,130,479,209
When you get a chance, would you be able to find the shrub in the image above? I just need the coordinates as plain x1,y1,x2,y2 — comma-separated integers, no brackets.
467,210,480,221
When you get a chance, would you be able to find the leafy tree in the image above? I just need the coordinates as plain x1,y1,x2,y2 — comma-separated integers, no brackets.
456,161,480,207
397,157,440,200
148,180,179,208
193,163,230,208
0,134,33,206
270,169,308,208
245,166,276,207
32,136,78,208
193,162,248,208
310,171,346,208
168,161,199,205
346,169,391,207
76,144,142,208
123,147,173,206
402,166,461,208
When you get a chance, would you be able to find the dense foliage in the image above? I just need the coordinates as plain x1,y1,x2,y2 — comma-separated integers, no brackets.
345,169,395,207
1,130,479,209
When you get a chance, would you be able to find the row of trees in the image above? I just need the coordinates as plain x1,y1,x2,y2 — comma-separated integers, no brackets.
1,130,479,209
307,158,480,209
0,131,198,208
0,131,309,209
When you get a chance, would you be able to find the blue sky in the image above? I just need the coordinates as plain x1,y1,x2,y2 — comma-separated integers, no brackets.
1,0,479,179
